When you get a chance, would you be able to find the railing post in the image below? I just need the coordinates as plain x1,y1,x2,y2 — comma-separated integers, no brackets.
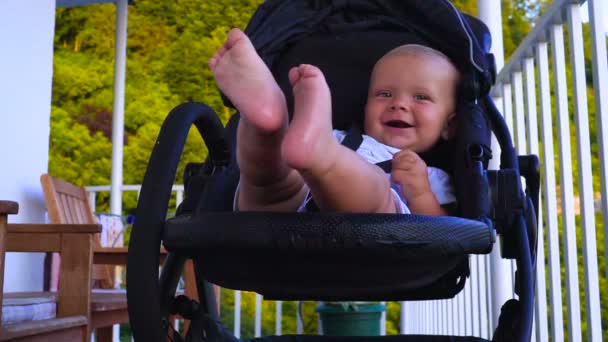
275,300,282,335
551,22,582,342
255,293,262,337
536,40,564,342
234,290,241,338
588,0,608,291
110,0,127,218
567,5,603,341
478,0,512,332
109,2,127,340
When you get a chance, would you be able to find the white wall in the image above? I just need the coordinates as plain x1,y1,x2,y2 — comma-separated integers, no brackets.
0,0,56,292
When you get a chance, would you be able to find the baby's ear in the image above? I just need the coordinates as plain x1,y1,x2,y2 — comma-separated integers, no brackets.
441,112,457,140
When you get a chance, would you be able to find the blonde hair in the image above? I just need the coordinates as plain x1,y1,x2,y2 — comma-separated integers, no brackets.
371,44,460,84
383,44,451,62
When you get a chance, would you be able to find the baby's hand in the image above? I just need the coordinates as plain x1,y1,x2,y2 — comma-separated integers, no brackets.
391,150,431,201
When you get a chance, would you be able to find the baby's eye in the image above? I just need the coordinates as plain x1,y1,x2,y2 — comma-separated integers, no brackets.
376,90,391,98
414,94,430,101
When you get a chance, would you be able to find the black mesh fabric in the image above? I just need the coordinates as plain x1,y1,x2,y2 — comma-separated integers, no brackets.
247,335,488,342
163,212,492,301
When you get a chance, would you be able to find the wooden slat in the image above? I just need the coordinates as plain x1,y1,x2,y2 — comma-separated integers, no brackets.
94,326,114,342
57,234,93,330
0,201,18,215
40,174,63,224
7,223,101,234
0,214,7,323
75,200,87,224
60,194,71,223
50,175,88,200
0,316,87,342
6,233,61,252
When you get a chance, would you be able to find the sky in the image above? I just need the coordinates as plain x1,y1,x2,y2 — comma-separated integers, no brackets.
580,1,608,35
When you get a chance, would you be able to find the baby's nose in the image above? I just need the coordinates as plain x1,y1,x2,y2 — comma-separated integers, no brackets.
390,99,409,111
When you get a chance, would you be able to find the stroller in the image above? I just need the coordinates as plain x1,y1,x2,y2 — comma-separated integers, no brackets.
126,0,540,341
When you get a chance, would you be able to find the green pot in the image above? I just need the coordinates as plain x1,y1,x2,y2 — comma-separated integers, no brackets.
315,302,386,336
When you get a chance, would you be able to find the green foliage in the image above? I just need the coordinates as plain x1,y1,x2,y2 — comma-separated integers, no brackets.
49,105,112,186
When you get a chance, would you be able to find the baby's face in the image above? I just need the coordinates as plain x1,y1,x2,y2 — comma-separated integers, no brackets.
364,51,459,152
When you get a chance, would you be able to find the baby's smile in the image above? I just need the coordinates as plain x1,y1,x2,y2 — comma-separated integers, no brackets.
384,119,413,128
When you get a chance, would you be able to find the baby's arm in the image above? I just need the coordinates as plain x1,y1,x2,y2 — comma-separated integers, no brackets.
391,150,448,216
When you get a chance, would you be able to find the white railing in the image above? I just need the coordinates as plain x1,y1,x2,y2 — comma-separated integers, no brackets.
489,0,606,341
85,184,185,214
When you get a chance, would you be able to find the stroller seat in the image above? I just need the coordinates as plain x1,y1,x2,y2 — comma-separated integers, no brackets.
126,1,539,341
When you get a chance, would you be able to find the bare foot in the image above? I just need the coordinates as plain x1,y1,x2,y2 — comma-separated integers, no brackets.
209,28,286,133
282,64,339,175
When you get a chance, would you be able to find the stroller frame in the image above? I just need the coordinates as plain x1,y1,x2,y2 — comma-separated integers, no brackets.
126,1,540,341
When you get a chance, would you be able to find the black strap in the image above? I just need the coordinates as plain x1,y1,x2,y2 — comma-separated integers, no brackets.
375,159,392,173
343,124,393,172
341,124,364,151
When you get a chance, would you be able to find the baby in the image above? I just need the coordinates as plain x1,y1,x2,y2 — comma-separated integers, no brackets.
209,28,458,215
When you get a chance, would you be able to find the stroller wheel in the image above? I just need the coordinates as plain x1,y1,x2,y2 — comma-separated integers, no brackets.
127,102,226,342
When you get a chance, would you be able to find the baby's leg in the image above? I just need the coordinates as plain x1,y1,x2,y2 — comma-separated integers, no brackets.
209,28,306,211
283,65,398,213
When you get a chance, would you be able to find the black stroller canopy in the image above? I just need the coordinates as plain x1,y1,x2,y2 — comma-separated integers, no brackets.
245,0,495,99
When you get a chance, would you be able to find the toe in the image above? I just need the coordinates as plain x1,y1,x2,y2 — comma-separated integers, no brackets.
299,64,321,78
225,28,247,49
288,67,303,86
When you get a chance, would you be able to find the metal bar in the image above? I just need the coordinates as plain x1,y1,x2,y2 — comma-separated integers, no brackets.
110,0,127,217
477,255,489,339
400,301,406,334
471,256,480,336
459,292,465,335
453,297,457,335
479,0,512,330
234,290,241,338
88,192,96,213
296,301,303,334
523,55,549,342
445,300,449,335
464,281,472,335
424,303,428,334
501,84,514,140
588,0,608,290
524,58,539,155
433,302,436,334
478,0,505,70
380,301,386,335
439,300,443,334
513,71,527,153
380,302,388,336
255,293,262,337
85,184,183,192
567,5,603,341
486,255,495,339
176,190,183,208
536,40,564,342
551,23,582,342
422,302,426,333
275,301,282,335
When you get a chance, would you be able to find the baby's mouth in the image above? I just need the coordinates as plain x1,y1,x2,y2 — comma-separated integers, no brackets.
385,120,413,128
